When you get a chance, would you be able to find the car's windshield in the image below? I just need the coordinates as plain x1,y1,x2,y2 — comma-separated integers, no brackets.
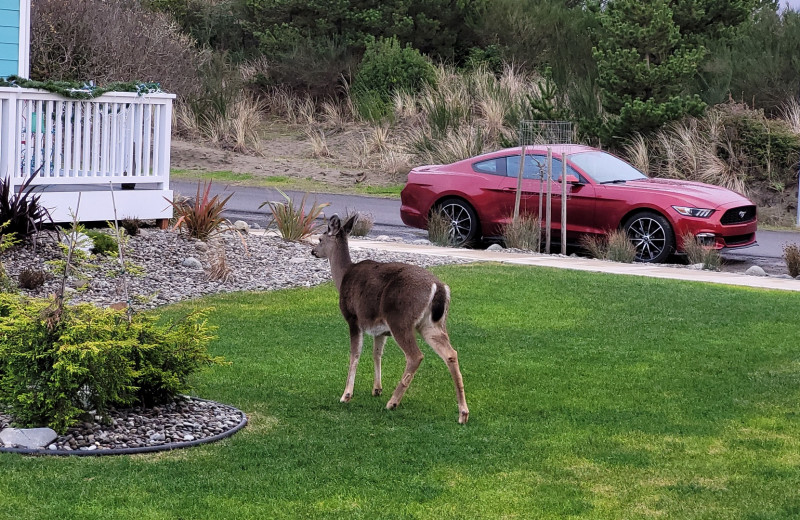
569,151,647,183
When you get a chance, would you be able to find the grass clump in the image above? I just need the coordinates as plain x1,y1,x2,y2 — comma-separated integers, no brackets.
681,232,722,271
344,210,374,237
783,242,800,278
261,190,330,241
502,214,541,251
17,267,47,290
581,229,637,263
426,210,454,246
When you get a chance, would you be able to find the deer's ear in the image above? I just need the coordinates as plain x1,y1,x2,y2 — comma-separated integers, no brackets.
342,214,357,235
328,214,341,234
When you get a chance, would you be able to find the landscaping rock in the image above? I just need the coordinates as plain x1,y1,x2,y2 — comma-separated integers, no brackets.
182,257,203,269
0,427,58,449
486,244,505,251
233,220,250,233
745,265,767,277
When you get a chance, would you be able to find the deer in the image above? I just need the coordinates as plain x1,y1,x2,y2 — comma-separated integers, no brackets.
311,214,469,424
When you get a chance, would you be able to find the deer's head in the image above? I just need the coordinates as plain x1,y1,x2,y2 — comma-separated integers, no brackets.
311,214,356,259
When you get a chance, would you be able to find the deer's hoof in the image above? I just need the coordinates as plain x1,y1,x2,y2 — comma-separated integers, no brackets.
340,393,351,403
372,388,382,397
386,401,398,410
459,410,469,424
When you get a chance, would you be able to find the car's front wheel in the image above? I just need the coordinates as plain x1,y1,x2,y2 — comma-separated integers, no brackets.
623,211,674,263
434,198,479,247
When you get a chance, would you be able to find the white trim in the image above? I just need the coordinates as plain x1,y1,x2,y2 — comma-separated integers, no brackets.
17,0,30,78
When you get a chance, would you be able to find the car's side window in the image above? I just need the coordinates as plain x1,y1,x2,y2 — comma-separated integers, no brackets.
506,155,582,182
472,158,506,176
505,155,547,179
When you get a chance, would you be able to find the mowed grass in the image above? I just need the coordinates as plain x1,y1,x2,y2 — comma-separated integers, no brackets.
2,264,800,519
171,169,404,197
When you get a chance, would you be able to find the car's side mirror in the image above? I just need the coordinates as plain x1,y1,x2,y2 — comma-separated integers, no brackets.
564,174,583,184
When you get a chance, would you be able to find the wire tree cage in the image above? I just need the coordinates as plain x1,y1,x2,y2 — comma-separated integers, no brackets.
516,121,575,254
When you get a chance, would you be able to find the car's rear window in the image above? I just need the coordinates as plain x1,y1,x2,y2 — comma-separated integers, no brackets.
570,151,647,183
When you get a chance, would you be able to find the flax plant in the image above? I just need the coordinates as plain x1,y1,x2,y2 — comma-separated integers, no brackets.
681,232,722,271
261,190,330,241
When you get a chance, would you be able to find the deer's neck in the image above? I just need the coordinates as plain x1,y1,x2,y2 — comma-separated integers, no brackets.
329,240,353,292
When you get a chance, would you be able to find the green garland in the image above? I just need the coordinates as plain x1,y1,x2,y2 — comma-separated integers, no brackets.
0,75,165,99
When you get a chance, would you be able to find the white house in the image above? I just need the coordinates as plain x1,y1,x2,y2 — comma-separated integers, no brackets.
0,0,173,224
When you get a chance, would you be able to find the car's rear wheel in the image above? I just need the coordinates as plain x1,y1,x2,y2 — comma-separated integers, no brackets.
623,211,674,263
434,198,479,247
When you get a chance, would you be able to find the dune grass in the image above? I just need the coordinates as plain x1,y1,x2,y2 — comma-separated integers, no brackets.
2,264,800,519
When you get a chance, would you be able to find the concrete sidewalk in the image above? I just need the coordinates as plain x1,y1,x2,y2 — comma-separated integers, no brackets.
346,238,800,293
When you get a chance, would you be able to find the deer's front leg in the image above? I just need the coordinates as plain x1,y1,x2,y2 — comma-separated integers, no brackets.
372,333,388,396
341,326,363,403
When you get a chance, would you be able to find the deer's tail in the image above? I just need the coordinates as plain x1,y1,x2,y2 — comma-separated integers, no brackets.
431,283,450,323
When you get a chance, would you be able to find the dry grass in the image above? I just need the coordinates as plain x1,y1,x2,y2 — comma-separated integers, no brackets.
206,240,233,283
305,127,331,158
503,214,541,251
783,243,800,278
580,230,637,263
681,232,722,271
427,210,454,246
343,210,374,237
780,99,800,135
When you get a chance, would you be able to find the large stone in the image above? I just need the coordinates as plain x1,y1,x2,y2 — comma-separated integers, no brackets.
745,265,767,277
0,427,58,449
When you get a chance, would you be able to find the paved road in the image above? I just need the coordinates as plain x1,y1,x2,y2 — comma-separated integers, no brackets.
170,180,420,239
170,180,800,258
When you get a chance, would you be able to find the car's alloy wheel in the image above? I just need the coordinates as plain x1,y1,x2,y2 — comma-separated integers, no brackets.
437,199,479,246
623,211,674,263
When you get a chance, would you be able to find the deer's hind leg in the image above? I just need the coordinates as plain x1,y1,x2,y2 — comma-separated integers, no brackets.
385,327,423,411
372,333,388,396
420,324,469,424
341,324,363,403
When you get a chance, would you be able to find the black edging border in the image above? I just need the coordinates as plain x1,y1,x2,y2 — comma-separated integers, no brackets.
0,399,248,457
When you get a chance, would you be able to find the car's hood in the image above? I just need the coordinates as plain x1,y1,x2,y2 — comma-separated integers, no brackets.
607,178,751,208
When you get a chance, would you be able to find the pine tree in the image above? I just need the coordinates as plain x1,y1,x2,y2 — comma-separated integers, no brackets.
592,0,707,141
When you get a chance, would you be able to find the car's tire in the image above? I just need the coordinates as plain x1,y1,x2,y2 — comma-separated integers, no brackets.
434,198,480,247
622,211,674,263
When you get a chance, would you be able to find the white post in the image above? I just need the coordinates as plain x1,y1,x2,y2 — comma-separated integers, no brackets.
545,147,552,254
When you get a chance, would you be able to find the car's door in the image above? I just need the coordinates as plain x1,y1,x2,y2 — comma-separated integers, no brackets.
495,154,596,242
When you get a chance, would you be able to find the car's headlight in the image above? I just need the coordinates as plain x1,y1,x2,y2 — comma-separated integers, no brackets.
672,206,714,218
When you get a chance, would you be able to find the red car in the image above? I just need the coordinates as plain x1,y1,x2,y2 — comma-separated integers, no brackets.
400,145,757,263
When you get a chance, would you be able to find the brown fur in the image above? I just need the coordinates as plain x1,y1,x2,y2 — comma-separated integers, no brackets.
311,214,469,424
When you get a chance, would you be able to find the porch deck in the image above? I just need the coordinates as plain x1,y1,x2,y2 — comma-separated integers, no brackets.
0,86,174,223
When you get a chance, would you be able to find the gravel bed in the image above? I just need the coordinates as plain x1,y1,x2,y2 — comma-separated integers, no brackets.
4,227,469,309
1,227,468,453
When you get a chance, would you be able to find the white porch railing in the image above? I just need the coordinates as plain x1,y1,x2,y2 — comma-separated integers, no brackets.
0,87,174,223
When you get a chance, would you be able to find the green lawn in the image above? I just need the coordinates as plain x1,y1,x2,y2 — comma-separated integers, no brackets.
2,264,800,519
171,169,404,197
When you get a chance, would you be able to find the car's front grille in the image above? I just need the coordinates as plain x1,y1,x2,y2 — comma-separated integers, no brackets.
724,233,755,246
720,205,756,225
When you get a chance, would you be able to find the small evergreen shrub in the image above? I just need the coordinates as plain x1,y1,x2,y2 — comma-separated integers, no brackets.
17,268,47,290
86,230,119,256
0,294,222,433
783,243,800,278
352,36,435,121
